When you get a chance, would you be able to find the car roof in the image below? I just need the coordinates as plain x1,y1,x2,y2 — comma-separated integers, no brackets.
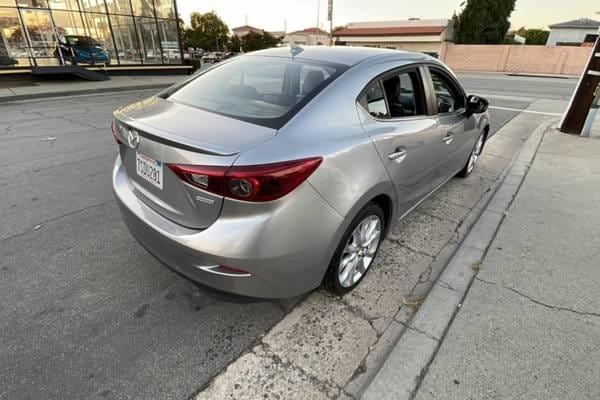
245,46,436,66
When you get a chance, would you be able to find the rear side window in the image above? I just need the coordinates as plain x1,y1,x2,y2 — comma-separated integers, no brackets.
163,57,344,129
361,81,389,119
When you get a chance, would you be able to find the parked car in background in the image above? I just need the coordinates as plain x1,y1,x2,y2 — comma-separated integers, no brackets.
163,48,181,62
112,47,490,300
201,51,225,64
222,51,240,60
55,35,110,66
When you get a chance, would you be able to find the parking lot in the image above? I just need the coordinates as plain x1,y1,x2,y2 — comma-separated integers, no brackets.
0,73,576,399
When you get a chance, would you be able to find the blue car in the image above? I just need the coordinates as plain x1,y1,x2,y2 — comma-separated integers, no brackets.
55,35,111,66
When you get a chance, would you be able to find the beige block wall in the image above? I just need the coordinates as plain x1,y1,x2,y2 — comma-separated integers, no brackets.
440,43,592,76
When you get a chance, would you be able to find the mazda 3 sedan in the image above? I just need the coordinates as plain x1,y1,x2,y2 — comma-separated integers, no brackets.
112,46,490,300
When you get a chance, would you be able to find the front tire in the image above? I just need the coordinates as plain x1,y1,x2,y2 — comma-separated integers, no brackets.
325,202,385,295
457,131,486,178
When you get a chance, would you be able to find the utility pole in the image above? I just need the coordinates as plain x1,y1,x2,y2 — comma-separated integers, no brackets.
315,0,320,45
560,19,600,135
328,0,333,46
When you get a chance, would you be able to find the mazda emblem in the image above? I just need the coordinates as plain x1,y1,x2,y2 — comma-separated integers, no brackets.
127,129,140,149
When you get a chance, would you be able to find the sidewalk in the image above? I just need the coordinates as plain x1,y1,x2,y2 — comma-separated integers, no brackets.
363,128,600,399
0,75,183,103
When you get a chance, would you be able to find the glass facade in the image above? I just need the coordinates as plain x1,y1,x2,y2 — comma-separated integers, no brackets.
0,0,181,67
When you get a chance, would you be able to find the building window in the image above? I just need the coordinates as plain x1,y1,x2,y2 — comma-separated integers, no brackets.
48,0,80,11
111,14,141,63
52,10,86,37
0,7,29,65
136,16,160,63
15,0,48,8
0,0,181,67
131,0,154,17
105,0,132,15
156,18,179,63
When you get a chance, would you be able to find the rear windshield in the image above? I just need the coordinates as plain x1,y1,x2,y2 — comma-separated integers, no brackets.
162,57,346,128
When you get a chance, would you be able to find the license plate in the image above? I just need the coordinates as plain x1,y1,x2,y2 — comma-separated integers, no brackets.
136,152,163,189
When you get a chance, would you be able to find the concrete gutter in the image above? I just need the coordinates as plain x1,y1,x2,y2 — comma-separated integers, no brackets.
0,84,173,104
0,76,182,104
359,117,558,400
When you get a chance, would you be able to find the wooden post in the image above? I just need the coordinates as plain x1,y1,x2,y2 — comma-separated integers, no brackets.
559,37,600,135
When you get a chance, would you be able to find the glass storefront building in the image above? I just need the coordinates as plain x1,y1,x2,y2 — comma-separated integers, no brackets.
0,0,182,67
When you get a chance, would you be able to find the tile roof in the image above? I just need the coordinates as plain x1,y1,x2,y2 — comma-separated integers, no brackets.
289,27,330,36
334,26,446,37
549,18,600,29
232,25,263,32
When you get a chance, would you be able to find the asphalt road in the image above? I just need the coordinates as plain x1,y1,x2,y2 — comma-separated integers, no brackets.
458,72,577,136
457,72,577,100
0,73,576,400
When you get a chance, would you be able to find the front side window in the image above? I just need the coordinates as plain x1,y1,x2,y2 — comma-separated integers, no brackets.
164,57,344,128
429,69,464,114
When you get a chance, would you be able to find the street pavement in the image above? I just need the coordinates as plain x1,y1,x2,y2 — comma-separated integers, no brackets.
0,91,300,400
414,129,600,400
0,73,577,399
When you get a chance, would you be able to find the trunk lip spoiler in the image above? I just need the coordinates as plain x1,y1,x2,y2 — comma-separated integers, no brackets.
114,114,240,157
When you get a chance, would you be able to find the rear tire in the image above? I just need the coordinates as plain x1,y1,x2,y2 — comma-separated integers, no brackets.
457,131,486,178
324,202,385,295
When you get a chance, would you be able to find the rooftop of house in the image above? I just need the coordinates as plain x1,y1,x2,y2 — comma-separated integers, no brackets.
232,25,263,32
288,27,330,36
334,19,450,37
549,18,600,29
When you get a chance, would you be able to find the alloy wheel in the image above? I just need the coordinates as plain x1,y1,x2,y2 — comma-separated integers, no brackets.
467,134,485,174
338,215,382,288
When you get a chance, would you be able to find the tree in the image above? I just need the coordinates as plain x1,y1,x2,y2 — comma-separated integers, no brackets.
183,12,230,51
453,0,516,44
229,34,242,52
332,25,347,34
239,31,282,52
513,27,550,45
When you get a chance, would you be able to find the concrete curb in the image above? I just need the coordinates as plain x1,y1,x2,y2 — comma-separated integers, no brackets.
0,83,172,104
358,118,559,400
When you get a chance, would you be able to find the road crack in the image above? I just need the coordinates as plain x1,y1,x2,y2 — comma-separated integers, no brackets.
399,322,440,342
0,199,116,243
476,277,600,318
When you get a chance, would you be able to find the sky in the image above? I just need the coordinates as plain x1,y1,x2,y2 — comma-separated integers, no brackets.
177,0,600,32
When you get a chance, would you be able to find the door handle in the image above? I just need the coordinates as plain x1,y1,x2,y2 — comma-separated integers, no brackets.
388,148,408,163
442,133,454,144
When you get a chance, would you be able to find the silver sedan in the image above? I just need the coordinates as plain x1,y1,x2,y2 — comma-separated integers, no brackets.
112,46,491,300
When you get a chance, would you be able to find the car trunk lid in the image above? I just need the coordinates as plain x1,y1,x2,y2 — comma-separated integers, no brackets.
114,97,276,229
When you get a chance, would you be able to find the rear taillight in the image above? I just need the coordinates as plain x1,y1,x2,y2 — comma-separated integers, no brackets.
168,157,322,202
112,120,123,145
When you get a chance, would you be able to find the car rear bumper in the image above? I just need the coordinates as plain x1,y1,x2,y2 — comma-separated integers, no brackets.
112,155,344,299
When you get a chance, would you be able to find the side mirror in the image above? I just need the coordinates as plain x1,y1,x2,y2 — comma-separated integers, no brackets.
467,95,489,115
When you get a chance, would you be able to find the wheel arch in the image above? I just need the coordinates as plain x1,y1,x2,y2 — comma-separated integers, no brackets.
317,182,397,281
371,193,394,234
